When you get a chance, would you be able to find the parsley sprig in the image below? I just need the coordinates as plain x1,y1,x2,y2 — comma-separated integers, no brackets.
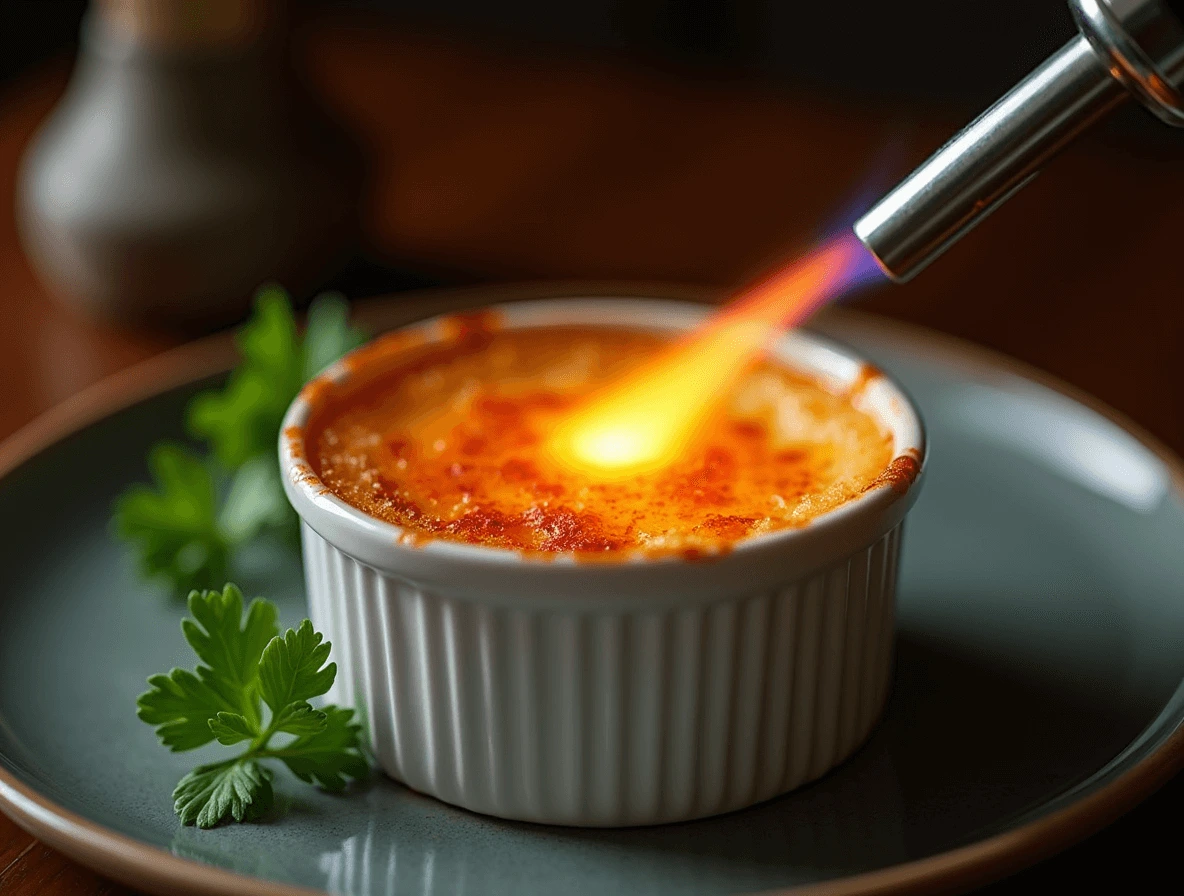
138,584,368,827
113,286,365,595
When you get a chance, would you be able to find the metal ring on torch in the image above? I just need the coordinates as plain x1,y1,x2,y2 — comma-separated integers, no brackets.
854,0,1184,283
1072,0,1184,123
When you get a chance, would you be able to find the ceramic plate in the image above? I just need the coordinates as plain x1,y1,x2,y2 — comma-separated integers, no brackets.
2,291,1183,896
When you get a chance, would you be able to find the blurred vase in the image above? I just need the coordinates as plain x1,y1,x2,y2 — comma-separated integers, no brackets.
17,0,359,329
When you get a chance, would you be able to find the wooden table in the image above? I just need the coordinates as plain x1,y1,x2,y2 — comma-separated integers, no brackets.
2,7,1183,894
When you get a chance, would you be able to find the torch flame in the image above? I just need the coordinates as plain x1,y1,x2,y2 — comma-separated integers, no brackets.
547,231,882,478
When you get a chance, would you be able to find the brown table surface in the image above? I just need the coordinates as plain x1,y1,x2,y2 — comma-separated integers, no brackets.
2,8,1183,895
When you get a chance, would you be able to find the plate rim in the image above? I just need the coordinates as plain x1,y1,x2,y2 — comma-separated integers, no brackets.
2,284,1183,896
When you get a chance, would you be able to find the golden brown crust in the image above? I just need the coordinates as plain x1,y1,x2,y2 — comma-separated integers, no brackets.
865,448,922,496
307,323,893,555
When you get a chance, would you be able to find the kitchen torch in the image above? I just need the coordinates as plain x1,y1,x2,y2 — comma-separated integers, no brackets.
854,0,1184,282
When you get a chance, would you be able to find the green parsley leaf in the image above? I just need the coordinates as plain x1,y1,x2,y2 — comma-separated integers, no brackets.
114,286,365,596
113,444,230,594
209,712,258,746
258,619,336,714
218,456,294,546
301,292,367,381
139,585,368,827
173,759,274,828
181,585,278,720
271,701,328,737
188,288,365,470
188,287,301,470
136,668,238,752
271,706,369,791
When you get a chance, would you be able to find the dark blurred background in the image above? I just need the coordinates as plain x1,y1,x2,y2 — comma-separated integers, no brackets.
7,0,1178,315
0,0,1154,119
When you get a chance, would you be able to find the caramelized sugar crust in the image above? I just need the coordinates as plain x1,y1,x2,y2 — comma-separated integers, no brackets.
307,322,895,557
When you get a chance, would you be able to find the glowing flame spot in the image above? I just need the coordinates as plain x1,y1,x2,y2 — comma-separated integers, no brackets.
548,231,883,478
575,426,653,470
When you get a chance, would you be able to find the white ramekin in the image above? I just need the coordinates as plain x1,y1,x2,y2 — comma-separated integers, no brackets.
280,298,926,827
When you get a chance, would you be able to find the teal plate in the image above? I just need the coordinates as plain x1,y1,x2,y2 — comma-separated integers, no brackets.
2,296,1184,896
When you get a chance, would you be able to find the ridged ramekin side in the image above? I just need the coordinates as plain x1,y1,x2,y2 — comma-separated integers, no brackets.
302,523,901,827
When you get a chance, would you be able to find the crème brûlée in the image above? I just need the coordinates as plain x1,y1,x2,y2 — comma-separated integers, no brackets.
300,318,915,558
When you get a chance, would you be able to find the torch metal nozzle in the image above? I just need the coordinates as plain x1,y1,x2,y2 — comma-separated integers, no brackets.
854,0,1184,282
